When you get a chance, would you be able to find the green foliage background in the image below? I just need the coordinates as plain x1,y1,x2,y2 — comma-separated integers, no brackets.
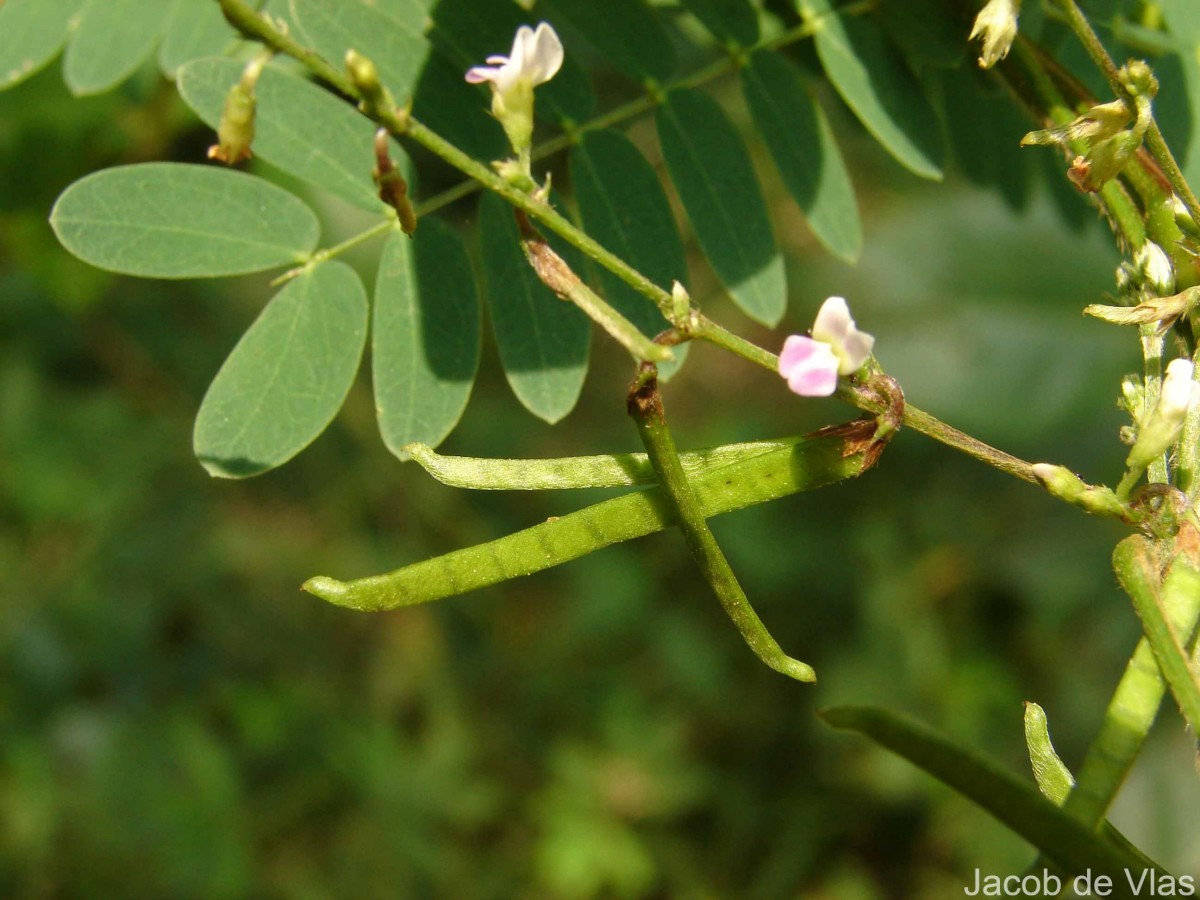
2,7,1200,899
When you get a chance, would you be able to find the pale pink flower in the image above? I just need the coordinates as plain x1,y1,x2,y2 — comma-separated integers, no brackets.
778,296,874,397
465,22,563,94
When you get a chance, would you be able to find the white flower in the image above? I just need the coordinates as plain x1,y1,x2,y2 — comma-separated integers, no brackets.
778,297,875,397
465,22,563,95
1135,241,1174,296
1159,358,1200,423
465,23,563,169
970,0,1020,69
1125,357,1200,473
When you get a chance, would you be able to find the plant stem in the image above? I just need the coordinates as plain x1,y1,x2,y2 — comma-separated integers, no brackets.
271,216,399,286
218,0,349,92
628,369,816,682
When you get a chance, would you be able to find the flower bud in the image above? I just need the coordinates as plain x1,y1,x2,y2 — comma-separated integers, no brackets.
1136,241,1174,295
207,55,266,165
969,0,1020,69
1125,358,1200,471
1119,60,1157,98
372,128,417,236
671,281,690,322
347,50,394,114
1032,464,1127,518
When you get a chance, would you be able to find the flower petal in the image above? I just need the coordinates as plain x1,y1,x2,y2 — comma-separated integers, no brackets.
779,335,839,397
837,330,875,375
1161,358,1200,420
525,22,564,86
509,25,537,70
465,65,501,84
811,296,853,345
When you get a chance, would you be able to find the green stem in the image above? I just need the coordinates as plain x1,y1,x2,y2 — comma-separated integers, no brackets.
628,370,816,682
401,118,677,318
270,216,399,286
1145,123,1200,232
681,326,1038,483
516,211,671,362
218,0,349,91
684,314,779,371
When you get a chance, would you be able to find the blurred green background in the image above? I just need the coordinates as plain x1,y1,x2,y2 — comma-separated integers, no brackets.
3,22,1200,900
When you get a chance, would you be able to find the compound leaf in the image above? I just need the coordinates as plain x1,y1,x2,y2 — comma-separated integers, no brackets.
51,163,320,278
194,260,368,478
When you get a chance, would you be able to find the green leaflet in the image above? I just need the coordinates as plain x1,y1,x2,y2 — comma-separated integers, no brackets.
741,50,862,264
194,260,368,478
405,438,797,489
570,129,688,377
373,224,481,460
51,164,320,278
289,0,429,104
157,0,237,79
541,0,675,84
0,0,83,91
429,0,595,125
800,0,944,181
304,428,870,611
678,0,759,48
63,0,169,97
657,88,787,327
178,58,411,213
479,191,590,424
820,706,1162,882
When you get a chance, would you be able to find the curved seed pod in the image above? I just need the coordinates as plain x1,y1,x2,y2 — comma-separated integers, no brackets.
305,425,875,611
